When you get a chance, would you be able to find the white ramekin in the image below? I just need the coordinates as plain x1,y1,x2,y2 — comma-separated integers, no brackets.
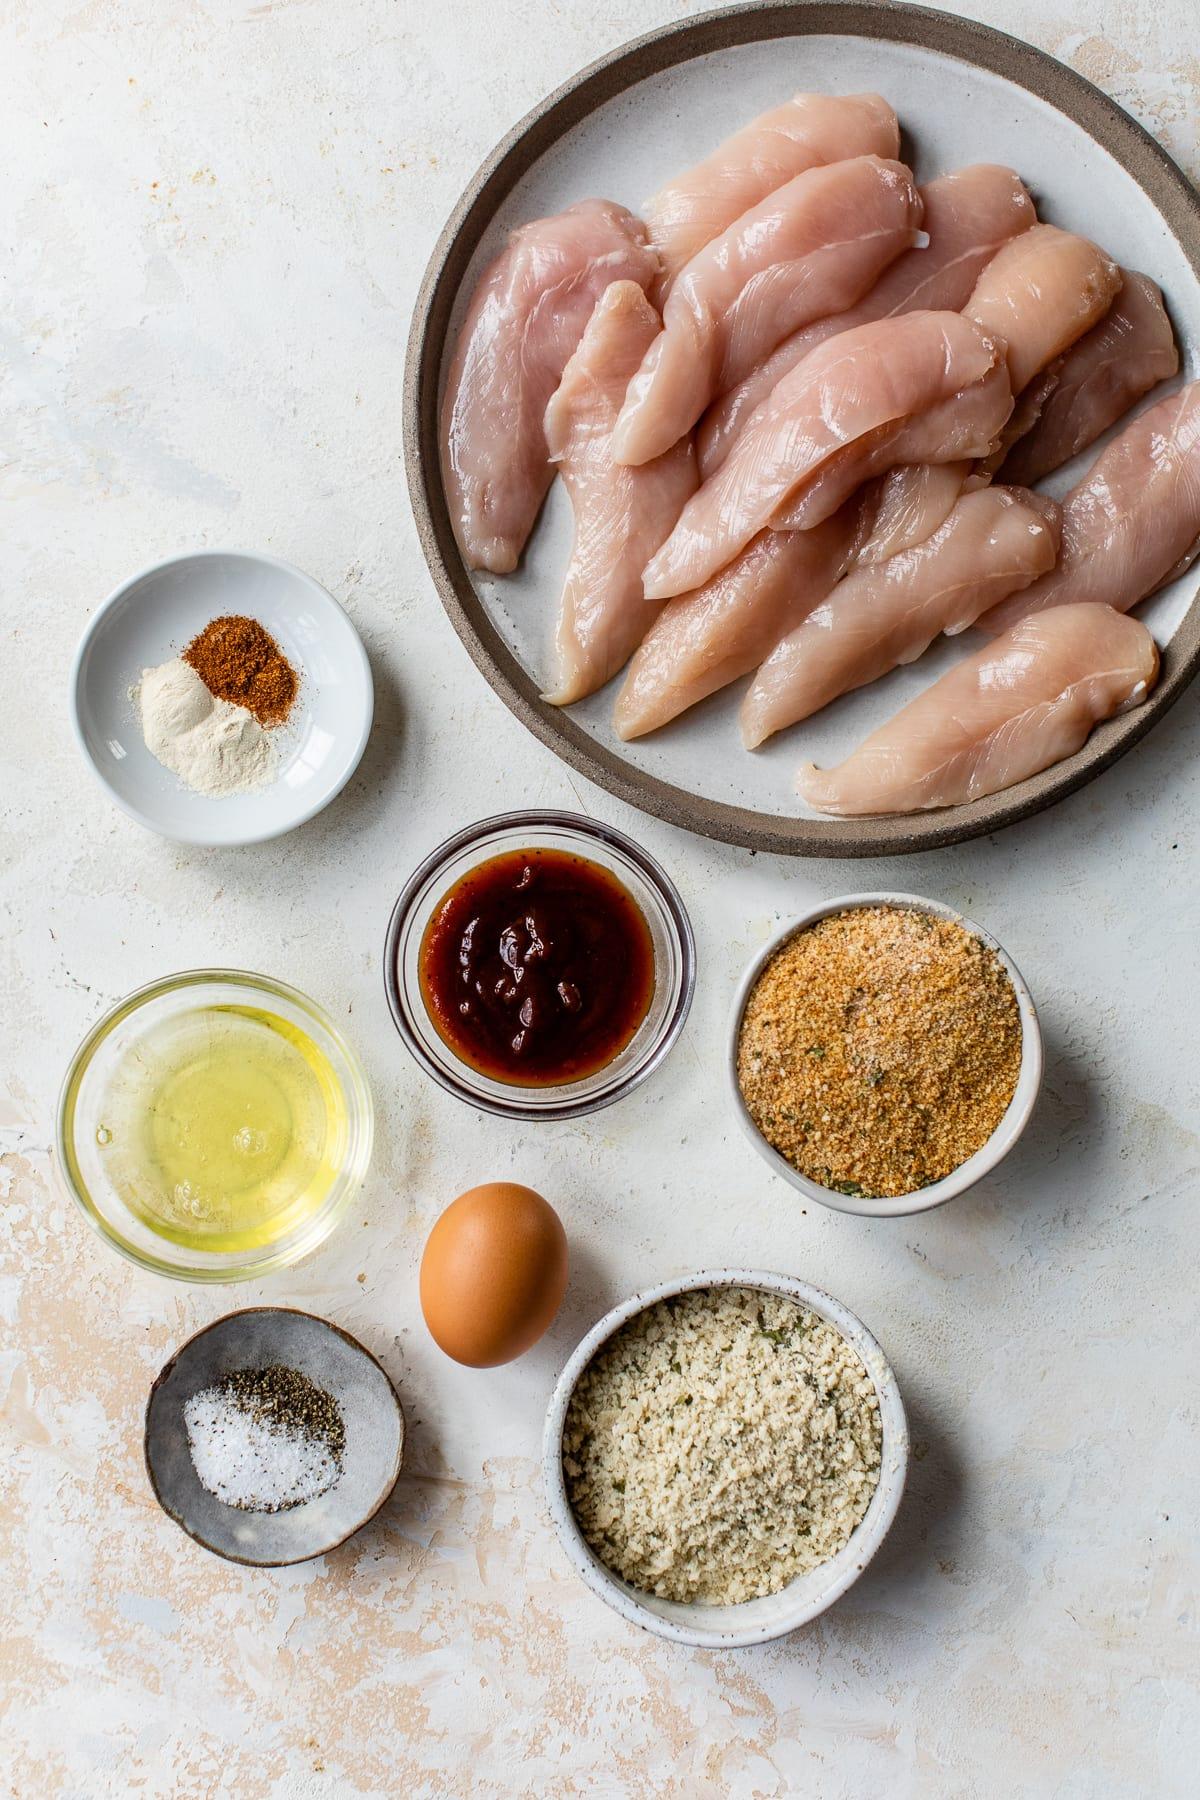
543,1267,908,1649
728,892,1043,1219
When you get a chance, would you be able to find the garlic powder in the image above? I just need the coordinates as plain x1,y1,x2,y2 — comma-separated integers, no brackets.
134,657,274,798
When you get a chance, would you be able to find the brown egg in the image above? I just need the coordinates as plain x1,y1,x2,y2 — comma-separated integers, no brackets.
419,1182,569,1367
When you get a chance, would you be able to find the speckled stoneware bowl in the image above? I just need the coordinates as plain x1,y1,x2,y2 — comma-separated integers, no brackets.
145,1308,404,1566
543,1268,908,1648
728,893,1044,1218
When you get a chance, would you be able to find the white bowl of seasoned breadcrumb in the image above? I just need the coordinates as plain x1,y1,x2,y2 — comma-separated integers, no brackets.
543,1268,908,1648
728,893,1043,1219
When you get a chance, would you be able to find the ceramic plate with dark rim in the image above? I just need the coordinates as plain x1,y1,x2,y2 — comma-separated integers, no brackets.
406,1,1200,858
144,1308,404,1566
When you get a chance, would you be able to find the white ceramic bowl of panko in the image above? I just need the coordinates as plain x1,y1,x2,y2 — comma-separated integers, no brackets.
728,893,1044,1219
543,1268,908,1648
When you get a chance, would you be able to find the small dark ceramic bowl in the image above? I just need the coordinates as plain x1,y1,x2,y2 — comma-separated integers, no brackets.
144,1308,405,1566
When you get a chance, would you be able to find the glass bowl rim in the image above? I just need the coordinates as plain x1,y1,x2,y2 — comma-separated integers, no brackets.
382,808,696,1121
55,966,375,1283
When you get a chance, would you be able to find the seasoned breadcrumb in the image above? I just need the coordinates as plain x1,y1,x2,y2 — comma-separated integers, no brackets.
737,905,1022,1199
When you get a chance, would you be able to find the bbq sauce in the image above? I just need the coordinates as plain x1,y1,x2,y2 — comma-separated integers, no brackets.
418,848,656,1086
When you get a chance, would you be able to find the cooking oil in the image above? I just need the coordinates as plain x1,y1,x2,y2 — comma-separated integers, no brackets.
95,1004,345,1253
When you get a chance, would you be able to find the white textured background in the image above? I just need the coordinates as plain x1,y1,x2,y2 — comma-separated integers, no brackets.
2,3,1198,1796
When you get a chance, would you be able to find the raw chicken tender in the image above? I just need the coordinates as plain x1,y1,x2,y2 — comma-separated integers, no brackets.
643,311,1007,600
644,91,899,287
964,224,1120,398
998,271,1179,485
612,156,923,466
542,283,698,705
441,200,659,573
851,462,973,566
976,380,1200,636
612,510,858,740
699,165,1035,476
741,487,1061,746
797,604,1159,815
770,356,1012,530
962,225,1120,483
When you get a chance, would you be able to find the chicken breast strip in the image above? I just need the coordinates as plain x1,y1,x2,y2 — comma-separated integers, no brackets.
770,356,1012,530
741,487,1061,747
975,380,1200,636
440,200,659,573
850,462,974,567
771,223,1111,555
797,604,1159,816
642,311,1006,600
963,223,1121,476
997,271,1179,485
612,509,859,740
643,91,899,288
964,224,1119,396
542,283,698,706
611,156,923,467
698,165,1035,477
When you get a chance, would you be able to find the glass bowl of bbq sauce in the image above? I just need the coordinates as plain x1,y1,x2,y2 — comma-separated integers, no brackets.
384,812,695,1120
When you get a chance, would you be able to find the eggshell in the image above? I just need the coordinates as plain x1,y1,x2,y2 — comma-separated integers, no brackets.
419,1182,569,1367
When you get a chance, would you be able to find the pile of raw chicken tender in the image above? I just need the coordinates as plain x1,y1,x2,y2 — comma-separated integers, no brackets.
441,92,1199,815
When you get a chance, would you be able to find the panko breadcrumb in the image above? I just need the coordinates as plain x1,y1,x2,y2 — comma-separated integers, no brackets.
562,1286,882,1605
737,905,1022,1199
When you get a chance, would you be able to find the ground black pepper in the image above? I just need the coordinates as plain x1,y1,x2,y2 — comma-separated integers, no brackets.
219,1364,346,1462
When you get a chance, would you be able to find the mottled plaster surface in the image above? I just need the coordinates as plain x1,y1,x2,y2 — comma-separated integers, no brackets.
2,3,1198,1796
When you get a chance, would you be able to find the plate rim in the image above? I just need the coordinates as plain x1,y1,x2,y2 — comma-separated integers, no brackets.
404,0,1200,859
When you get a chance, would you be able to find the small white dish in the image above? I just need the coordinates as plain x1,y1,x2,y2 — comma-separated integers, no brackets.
543,1268,908,1648
728,893,1044,1218
70,549,374,846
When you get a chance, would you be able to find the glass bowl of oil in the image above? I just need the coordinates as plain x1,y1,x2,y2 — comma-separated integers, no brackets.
56,970,374,1282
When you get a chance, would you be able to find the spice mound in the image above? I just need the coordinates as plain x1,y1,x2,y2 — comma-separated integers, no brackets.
134,614,298,799
183,1364,345,1513
562,1286,882,1606
135,659,273,798
184,615,298,727
737,905,1022,1199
